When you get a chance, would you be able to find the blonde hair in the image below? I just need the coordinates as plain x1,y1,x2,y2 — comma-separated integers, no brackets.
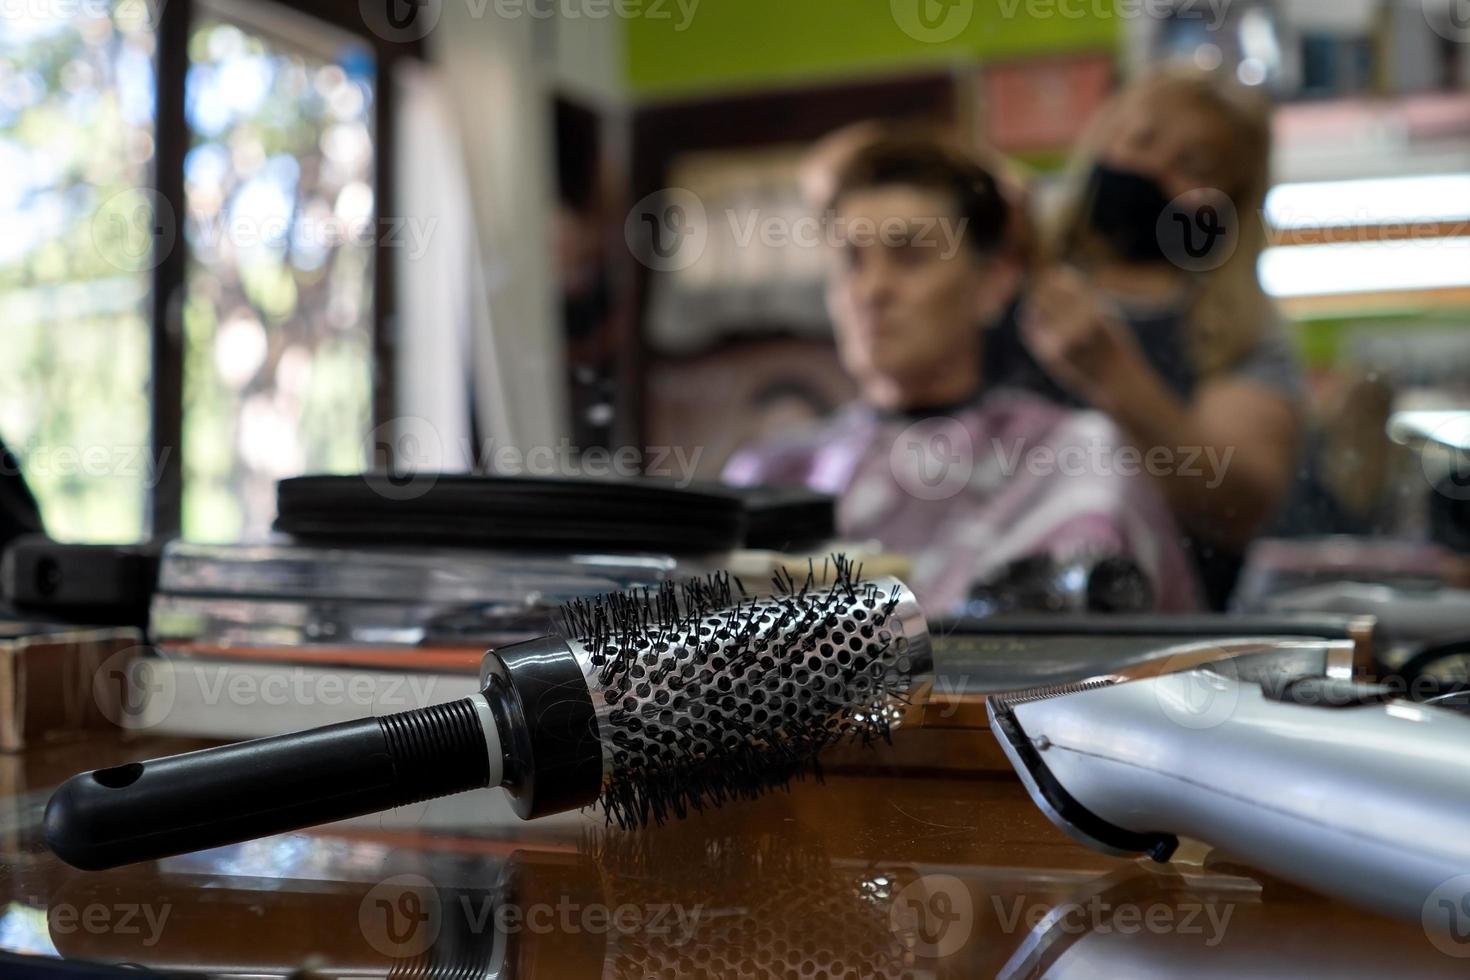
1044,66,1275,377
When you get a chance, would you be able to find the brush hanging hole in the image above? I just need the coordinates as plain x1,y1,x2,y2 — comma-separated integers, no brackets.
91,763,144,789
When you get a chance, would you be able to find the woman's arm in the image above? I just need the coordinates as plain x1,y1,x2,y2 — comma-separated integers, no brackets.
1095,359,1300,548
1022,268,1301,549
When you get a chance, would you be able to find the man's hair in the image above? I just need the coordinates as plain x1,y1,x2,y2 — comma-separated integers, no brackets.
826,136,1010,259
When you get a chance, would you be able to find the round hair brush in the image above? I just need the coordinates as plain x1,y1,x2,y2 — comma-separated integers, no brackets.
45,558,930,870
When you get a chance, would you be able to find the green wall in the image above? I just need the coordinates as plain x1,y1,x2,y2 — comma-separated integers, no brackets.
625,0,1121,98
1294,311,1470,369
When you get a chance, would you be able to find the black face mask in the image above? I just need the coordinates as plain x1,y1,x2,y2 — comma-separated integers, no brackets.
1081,162,1173,264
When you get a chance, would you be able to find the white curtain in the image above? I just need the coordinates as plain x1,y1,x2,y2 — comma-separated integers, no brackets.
429,3,570,462
392,60,510,470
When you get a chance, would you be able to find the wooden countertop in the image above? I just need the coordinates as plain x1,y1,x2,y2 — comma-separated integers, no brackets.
0,732,1461,977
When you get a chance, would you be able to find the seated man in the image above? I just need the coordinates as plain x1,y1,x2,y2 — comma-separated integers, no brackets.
723,137,1200,613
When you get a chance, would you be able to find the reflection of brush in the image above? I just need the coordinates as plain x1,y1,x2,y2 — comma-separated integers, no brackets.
47,558,929,870
47,841,927,979
592,837,924,980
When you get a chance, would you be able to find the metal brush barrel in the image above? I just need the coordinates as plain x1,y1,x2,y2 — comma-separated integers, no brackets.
575,575,931,756
548,575,931,827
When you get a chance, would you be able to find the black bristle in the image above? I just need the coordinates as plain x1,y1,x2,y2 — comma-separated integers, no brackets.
555,555,916,831
558,569,743,662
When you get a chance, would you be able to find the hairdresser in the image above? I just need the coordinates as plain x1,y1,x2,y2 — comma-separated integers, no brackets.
985,67,1303,607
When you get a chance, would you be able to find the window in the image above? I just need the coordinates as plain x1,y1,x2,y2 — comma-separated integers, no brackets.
182,13,376,542
0,0,399,544
0,3,157,542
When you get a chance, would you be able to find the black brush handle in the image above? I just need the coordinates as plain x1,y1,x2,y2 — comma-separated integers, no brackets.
45,699,492,871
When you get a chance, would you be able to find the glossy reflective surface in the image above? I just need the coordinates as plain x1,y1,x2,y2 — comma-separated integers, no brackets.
0,733,1462,977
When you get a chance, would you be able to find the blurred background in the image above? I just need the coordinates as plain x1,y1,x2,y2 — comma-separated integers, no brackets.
1,0,1467,550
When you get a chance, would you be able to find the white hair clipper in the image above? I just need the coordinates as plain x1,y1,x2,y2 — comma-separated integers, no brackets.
988,639,1470,925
